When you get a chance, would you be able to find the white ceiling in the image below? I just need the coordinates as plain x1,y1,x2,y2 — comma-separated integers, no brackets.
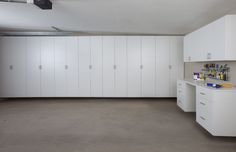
0,0,236,35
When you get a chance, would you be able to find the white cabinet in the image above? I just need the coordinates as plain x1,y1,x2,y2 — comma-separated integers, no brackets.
0,37,26,97
103,36,115,97
141,36,156,97
156,37,170,97
170,37,184,97
66,37,79,97
41,37,55,97
176,80,196,112
78,37,91,97
26,37,41,97
114,36,127,97
90,36,103,97
196,86,236,136
127,36,142,97
184,15,236,62
0,36,183,98
55,37,67,97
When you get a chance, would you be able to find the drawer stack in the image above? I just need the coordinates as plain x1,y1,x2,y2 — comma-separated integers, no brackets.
177,80,184,110
196,86,212,132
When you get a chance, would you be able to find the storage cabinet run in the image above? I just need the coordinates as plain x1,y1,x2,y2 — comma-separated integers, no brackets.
0,36,183,98
184,15,236,62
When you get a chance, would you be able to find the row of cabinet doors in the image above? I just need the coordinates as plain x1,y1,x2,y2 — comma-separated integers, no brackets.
0,36,183,97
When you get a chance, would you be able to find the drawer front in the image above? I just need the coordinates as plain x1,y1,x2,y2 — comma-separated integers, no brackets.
196,98,209,129
177,81,183,89
197,86,212,101
177,88,183,97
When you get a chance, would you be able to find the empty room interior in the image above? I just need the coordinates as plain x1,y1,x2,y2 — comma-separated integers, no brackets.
1,0,236,152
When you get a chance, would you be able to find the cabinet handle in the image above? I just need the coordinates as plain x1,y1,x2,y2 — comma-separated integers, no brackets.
169,65,172,69
200,92,205,95
89,65,92,69
65,65,68,70
9,65,13,70
39,65,42,70
113,65,117,70
200,102,206,106
200,116,206,121
207,53,211,60
140,65,143,69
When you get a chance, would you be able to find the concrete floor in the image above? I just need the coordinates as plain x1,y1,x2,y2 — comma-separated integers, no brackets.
0,98,236,152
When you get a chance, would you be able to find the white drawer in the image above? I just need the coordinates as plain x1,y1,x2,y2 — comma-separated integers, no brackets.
197,86,212,101
177,88,183,97
177,81,183,89
196,98,209,129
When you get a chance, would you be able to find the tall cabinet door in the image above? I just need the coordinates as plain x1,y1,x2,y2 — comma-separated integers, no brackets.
26,37,41,97
0,37,15,97
55,37,67,97
115,36,127,97
156,37,170,97
103,36,115,97
0,37,26,97
41,37,55,97
170,37,184,97
127,36,141,97
78,37,91,97
66,37,79,96
141,36,156,97
91,36,103,97
11,37,26,97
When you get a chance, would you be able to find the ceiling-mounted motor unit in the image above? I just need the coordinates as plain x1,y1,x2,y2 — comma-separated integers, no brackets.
0,0,52,10
27,0,52,10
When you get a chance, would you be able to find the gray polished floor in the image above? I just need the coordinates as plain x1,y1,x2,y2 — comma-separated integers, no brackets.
0,98,236,152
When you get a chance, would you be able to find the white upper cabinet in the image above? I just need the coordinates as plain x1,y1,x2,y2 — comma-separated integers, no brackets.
184,15,236,62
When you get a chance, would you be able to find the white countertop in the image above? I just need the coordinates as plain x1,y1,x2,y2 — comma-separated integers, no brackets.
181,79,236,92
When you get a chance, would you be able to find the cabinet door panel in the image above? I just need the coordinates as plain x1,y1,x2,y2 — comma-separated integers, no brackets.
41,37,55,97
11,37,26,97
26,37,41,97
0,37,14,97
170,37,184,97
78,37,91,96
141,36,156,97
66,37,79,96
103,36,115,97
91,36,103,97
127,36,141,97
156,37,170,97
55,37,67,97
115,36,127,97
